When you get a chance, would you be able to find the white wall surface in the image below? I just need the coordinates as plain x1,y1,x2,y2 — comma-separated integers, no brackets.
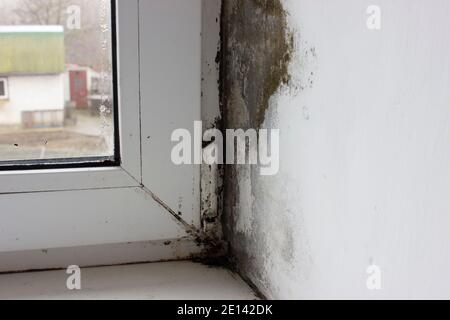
0,74,64,124
228,0,450,299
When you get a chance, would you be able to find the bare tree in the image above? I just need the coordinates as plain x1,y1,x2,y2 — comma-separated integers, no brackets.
0,0,112,70
0,0,19,24
13,0,71,25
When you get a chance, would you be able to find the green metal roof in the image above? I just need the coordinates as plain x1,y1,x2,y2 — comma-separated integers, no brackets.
0,26,65,75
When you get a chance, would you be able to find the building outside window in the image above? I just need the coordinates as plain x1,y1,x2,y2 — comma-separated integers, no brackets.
0,78,8,99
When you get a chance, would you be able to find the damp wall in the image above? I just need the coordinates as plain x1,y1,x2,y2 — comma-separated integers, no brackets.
221,0,450,299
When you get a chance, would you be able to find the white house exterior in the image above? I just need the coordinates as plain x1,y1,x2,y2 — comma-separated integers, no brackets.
0,74,65,126
0,26,65,128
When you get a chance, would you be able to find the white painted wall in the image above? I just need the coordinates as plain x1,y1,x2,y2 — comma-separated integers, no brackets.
230,0,450,299
0,74,64,124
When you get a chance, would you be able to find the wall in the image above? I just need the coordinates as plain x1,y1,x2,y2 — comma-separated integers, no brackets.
0,74,64,124
200,0,224,241
222,0,450,299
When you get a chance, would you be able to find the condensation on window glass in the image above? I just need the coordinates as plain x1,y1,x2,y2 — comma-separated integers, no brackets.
0,0,115,163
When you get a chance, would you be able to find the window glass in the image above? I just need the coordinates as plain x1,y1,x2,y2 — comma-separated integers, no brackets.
0,0,116,164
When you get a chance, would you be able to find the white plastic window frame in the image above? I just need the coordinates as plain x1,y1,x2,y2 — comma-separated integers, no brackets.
0,78,8,100
0,0,201,255
0,0,142,194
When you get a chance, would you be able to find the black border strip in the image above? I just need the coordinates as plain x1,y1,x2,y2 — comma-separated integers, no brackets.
0,0,121,171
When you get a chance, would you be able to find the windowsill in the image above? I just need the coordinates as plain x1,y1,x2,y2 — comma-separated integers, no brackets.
0,261,258,300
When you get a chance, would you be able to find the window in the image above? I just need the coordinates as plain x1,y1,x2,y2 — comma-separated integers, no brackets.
0,0,203,267
0,0,118,167
0,78,7,99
